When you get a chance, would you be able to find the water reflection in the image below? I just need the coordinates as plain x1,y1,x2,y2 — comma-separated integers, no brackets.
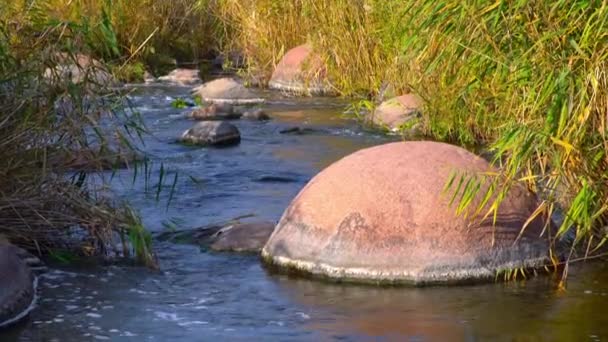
269,262,608,340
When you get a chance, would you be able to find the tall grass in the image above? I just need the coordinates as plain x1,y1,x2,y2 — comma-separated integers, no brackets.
10,0,220,78
216,1,608,262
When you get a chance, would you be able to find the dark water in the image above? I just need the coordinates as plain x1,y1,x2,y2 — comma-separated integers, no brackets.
2,85,608,341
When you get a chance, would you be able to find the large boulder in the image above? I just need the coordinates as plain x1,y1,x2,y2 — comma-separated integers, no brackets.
209,222,275,253
0,244,37,329
192,78,264,105
370,94,422,132
262,141,554,285
157,68,202,86
269,44,332,95
180,121,241,146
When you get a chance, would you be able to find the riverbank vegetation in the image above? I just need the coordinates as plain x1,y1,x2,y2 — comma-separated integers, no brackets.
0,1,156,266
2,1,607,271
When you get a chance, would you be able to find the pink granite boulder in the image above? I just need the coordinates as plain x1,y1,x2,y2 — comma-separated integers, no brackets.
262,141,554,285
269,44,332,95
371,94,422,132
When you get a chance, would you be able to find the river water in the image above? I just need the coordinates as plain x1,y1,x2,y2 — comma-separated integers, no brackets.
2,84,608,341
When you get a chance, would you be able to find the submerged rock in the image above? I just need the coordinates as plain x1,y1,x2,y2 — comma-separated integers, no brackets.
269,44,332,95
0,244,37,329
370,94,422,132
209,222,276,253
192,78,264,105
262,141,554,285
180,121,241,146
242,108,270,121
188,103,241,120
158,68,201,86
279,126,322,135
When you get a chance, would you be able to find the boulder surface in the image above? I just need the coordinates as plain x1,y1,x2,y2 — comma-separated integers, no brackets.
180,121,241,146
262,141,553,284
269,44,332,95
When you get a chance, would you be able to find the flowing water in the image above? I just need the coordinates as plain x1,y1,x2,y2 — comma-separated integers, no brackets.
2,84,608,341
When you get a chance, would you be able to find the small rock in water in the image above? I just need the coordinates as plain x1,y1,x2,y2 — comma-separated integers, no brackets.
192,77,264,104
157,68,201,86
180,121,241,147
209,222,275,253
188,103,240,121
279,126,319,135
242,108,270,121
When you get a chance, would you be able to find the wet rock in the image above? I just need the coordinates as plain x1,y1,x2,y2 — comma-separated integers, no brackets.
242,108,270,121
157,68,201,86
44,53,115,86
192,77,264,105
209,222,276,253
370,94,422,132
188,103,241,120
269,44,333,95
0,244,37,329
180,121,241,146
262,141,554,285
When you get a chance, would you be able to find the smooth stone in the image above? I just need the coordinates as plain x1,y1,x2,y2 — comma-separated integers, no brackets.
209,222,276,253
180,121,241,146
192,78,264,104
370,94,422,132
157,68,201,86
269,44,332,95
188,103,241,120
262,141,554,285
0,244,37,329
242,109,270,121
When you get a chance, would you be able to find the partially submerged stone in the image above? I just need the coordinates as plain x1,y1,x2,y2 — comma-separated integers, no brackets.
242,108,270,121
180,121,241,146
370,94,422,132
262,141,553,285
279,126,322,135
210,222,276,253
269,44,333,95
192,77,264,105
188,103,241,120
0,244,37,329
158,68,201,86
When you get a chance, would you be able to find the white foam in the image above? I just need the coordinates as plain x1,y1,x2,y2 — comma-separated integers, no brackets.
154,311,179,322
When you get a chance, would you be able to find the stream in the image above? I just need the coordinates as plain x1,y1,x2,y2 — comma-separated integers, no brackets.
2,84,608,341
